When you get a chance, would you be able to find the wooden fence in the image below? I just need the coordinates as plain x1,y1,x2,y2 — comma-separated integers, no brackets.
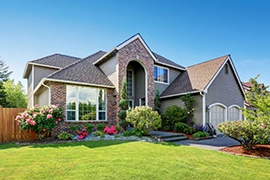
0,107,39,143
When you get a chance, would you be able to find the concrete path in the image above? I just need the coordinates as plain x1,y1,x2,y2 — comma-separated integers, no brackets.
174,134,240,150
149,131,240,150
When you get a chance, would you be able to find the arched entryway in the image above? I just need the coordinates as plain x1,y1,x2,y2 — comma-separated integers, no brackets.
126,61,147,107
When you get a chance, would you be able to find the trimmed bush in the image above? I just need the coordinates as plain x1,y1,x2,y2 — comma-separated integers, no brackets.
96,123,106,131
174,122,189,133
192,131,210,139
58,132,73,140
164,105,186,130
126,106,161,134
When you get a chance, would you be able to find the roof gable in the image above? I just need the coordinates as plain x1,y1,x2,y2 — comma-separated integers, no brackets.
46,51,114,88
23,54,80,78
93,34,185,70
161,54,244,98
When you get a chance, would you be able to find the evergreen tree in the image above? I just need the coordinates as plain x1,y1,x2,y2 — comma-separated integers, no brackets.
118,79,129,130
0,59,12,107
154,89,161,114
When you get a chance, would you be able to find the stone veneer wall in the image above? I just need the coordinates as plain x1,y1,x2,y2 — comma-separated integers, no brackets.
50,82,117,137
116,39,155,123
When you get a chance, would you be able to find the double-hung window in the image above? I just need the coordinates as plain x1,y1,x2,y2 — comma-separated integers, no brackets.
154,66,168,84
66,85,107,121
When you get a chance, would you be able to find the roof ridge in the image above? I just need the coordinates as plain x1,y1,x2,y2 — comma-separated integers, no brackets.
83,50,106,60
187,54,230,68
31,53,80,63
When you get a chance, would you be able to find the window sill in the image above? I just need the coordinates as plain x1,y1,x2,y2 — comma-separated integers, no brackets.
65,120,108,123
154,81,169,85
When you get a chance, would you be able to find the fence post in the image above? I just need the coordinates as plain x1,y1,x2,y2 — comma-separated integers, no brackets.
0,106,3,143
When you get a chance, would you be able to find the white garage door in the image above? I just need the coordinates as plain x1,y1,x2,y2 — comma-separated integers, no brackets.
228,106,240,121
210,105,225,128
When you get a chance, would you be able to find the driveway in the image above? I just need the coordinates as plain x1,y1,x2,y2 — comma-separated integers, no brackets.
174,134,240,150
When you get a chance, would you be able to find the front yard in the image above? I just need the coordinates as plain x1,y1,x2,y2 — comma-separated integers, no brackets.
0,141,269,179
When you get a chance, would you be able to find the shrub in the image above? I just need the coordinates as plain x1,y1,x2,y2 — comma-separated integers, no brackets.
174,122,189,133
217,120,270,149
164,105,186,130
15,104,64,139
183,127,195,135
123,130,133,137
84,123,94,133
69,124,79,134
118,120,129,131
192,131,210,139
58,132,73,140
93,131,104,137
122,128,143,137
104,125,118,135
126,106,162,134
96,123,106,131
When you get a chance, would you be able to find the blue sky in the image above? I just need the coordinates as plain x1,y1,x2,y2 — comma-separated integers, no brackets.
1,0,270,90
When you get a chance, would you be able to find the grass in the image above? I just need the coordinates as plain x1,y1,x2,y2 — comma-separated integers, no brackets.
0,141,269,180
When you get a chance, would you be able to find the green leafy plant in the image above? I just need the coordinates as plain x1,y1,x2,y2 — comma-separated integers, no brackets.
180,94,195,125
96,123,106,131
93,131,105,137
58,132,73,140
192,131,210,139
126,106,162,134
69,124,79,134
174,122,189,133
15,104,65,139
163,105,186,130
84,123,94,133
123,130,134,137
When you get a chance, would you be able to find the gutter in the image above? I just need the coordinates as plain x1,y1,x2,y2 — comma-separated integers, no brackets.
42,81,51,105
200,91,206,126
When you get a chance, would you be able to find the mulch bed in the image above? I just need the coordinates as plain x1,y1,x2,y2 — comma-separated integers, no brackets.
220,144,270,159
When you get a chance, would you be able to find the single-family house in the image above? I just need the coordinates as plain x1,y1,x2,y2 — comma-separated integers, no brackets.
23,34,245,136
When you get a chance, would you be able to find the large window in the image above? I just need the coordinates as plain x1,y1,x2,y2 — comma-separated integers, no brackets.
127,69,133,96
66,86,107,121
154,66,168,84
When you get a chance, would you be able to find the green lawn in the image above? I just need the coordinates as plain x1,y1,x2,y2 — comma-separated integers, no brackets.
0,141,269,180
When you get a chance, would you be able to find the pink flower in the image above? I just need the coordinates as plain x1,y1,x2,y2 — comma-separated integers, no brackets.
26,118,31,123
57,118,62,121
35,104,39,107
47,114,53,119
15,115,21,120
55,121,58,124
30,121,36,126
43,128,46,132
49,109,54,113
33,112,37,118
17,121,21,125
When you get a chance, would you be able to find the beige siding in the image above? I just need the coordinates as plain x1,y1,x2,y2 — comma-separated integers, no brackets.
34,88,49,106
160,94,203,124
154,67,181,94
99,55,117,86
33,66,58,89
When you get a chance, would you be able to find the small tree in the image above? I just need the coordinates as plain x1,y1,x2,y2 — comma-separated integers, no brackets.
164,105,187,130
0,59,12,107
118,79,129,130
218,75,270,149
154,89,161,114
181,94,195,125
3,79,27,108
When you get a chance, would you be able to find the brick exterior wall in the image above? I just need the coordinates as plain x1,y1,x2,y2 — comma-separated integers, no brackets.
116,39,155,123
50,82,117,137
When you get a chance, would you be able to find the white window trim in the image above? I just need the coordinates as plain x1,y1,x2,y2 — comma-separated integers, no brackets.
208,103,227,125
127,69,134,97
228,105,242,120
154,65,169,85
66,86,107,122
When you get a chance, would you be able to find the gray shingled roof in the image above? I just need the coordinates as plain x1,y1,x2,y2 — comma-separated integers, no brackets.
152,52,185,70
161,55,229,97
31,53,81,68
47,51,114,87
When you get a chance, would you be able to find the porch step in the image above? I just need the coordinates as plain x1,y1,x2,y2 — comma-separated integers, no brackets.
149,131,188,142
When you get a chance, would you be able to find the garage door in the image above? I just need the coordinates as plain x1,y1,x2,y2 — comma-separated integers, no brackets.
210,105,226,128
228,106,240,121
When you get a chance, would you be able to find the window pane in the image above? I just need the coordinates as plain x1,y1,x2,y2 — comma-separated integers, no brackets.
67,111,75,121
66,86,76,110
98,89,106,110
99,112,106,120
154,66,168,83
154,66,158,81
78,87,96,120
127,70,133,96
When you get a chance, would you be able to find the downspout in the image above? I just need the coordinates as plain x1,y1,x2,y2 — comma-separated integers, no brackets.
200,91,206,126
42,80,51,105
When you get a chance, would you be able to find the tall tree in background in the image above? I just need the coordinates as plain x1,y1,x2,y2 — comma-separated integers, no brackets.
0,59,13,107
3,79,27,108
118,79,129,130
